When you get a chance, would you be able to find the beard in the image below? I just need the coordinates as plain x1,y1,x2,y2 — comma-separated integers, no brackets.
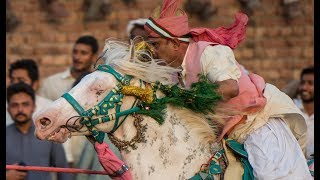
302,97,314,103
13,113,31,125
301,91,314,103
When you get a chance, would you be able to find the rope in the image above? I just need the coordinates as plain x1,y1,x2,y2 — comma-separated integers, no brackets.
6,165,110,175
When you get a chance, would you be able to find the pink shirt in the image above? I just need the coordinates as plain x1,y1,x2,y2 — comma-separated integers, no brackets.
183,41,267,139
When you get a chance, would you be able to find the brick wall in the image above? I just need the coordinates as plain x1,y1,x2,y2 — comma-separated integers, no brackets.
6,0,314,89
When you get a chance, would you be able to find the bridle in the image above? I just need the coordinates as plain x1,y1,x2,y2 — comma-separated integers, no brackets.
62,64,143,144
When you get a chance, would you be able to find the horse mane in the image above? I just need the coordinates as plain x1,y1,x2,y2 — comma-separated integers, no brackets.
168,105,225,145
101,38,181,85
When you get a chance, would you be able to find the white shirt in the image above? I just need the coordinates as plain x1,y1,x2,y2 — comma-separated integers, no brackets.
181,44,241,85
38,68,76,101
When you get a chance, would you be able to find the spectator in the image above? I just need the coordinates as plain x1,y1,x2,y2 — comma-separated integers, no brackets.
6,59,52,126
6,82,71,180
126,18,148,41
38,35,99,167
293,66,314,160
67,71,123,180
38,35,99,101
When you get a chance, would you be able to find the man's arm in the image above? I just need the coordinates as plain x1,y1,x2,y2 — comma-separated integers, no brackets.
200,45,241,101
217,79,239,101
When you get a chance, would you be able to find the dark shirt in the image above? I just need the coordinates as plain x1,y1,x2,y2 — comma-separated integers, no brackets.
6,123,72,180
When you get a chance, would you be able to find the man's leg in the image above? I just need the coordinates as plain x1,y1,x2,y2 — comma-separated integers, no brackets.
243,117,311,179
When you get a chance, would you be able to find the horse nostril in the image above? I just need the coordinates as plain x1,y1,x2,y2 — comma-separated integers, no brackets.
40,118,51,126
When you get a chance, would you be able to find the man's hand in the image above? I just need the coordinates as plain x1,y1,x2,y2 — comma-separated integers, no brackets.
217,79,239,101
6,169,27,180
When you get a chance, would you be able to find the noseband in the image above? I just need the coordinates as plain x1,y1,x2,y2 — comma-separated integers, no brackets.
62,64,142,143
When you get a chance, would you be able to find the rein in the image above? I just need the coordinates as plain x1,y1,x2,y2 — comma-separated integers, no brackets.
62,64,144,143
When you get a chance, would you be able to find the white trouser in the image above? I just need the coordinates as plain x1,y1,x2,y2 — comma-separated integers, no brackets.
244,117,311,180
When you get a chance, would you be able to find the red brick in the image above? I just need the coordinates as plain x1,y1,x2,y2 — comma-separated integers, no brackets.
280,69,294,79
287,38,311,47
66,33,81,42
58,23,84,32
10,34,24,45
280,27,292,36
84,22,109,31
258,39,287,48
264,49,277,58
304,26,314,36
265,27,281,37
303,47,314,58
241,48,254,59
291,26,305,36
255,27,265,38
288,47,302,57
55,33,67,43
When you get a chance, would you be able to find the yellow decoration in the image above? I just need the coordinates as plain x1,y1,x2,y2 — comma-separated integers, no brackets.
134,41,156,59
122,86,154,104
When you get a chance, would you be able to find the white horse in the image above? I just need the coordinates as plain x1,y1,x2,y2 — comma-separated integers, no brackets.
33,39,235,179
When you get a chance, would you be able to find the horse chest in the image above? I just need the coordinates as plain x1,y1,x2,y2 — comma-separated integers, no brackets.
121,118,213,180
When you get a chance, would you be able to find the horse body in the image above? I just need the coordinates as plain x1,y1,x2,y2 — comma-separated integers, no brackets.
113,105,222,179
33,39,225,179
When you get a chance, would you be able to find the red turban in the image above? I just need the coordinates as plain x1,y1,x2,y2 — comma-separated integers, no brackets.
144,0,248,49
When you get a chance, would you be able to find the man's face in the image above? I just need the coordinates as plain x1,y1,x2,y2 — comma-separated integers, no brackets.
10,69,33,86
147,37,181,68
72,43,96,72
7,92,35,125
299,73,314,103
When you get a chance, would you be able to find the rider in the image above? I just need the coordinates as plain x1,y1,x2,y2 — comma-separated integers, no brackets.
142,0,311,179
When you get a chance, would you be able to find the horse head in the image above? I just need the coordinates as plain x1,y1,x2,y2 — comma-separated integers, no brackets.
33,38,181,143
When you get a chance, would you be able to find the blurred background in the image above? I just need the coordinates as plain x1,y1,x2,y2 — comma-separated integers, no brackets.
6,0,314,89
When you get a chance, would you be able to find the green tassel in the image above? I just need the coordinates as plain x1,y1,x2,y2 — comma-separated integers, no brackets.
136,74,222,125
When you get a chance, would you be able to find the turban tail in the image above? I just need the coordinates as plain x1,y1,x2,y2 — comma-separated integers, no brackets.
144,0,249,49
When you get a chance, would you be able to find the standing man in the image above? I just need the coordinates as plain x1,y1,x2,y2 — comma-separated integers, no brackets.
6,82,71,180
143,0,311,179
38,35,99,167
293,66,314,160
39,35,99,100
7,59,52,126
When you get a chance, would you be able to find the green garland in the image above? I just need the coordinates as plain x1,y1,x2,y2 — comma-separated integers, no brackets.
138,74,222,124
